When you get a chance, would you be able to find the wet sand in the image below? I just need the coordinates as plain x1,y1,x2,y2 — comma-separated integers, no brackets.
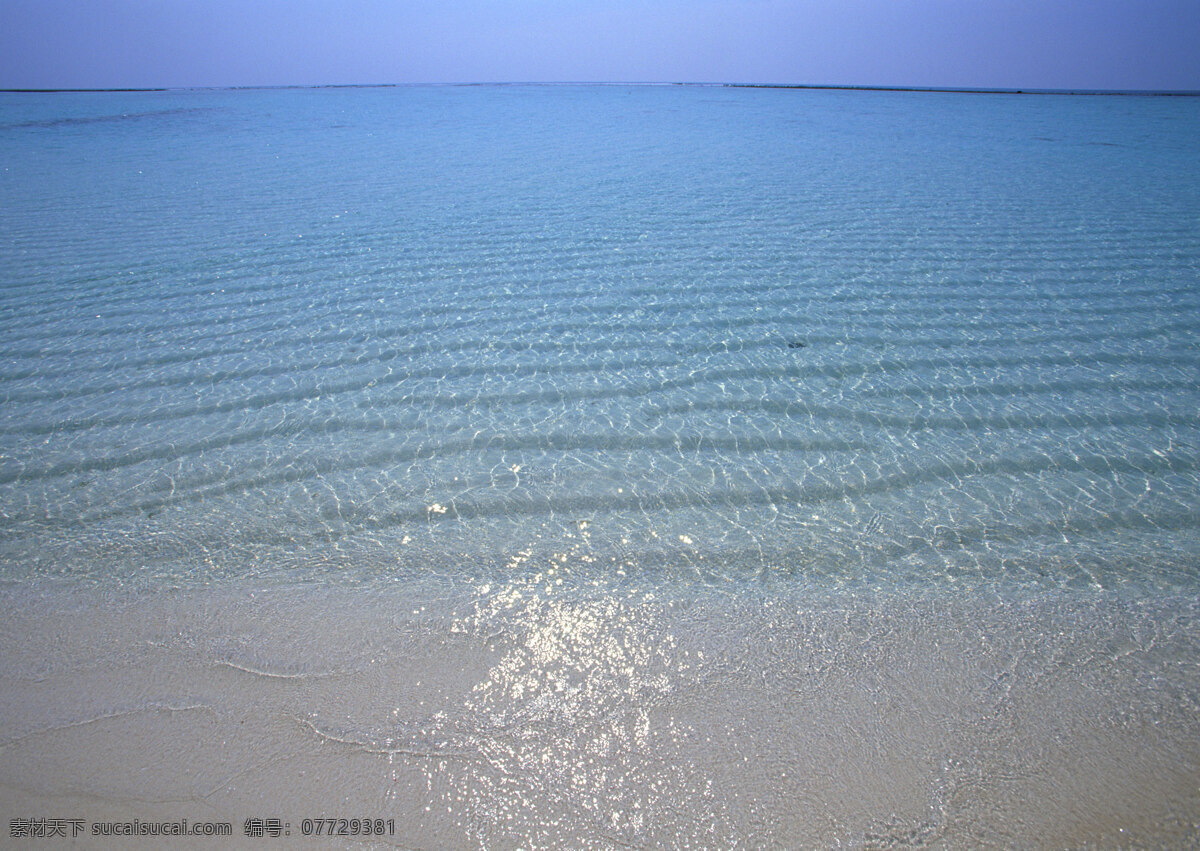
1,579,1198,848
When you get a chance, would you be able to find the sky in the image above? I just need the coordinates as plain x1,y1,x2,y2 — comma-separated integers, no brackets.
1,0,1198,91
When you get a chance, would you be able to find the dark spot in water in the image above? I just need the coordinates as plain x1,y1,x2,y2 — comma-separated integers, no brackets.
787,340,807,349
1,107,212,131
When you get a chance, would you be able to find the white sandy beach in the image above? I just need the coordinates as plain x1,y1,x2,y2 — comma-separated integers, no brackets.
2,579,1197,848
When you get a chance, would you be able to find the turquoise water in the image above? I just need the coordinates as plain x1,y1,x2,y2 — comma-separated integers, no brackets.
1,85,1199,592
3,86,1200,848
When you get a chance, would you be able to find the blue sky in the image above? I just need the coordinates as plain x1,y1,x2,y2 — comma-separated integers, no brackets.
1,0,1198,91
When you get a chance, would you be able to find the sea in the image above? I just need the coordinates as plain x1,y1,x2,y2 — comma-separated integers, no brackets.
1,84,1199,846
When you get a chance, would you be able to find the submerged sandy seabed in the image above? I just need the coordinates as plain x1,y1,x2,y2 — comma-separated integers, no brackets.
0,577,1198,849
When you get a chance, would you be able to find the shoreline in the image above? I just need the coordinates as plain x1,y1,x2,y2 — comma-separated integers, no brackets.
2,577,1197,847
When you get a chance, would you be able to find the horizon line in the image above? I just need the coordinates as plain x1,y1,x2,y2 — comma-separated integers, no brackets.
2,81,1198,96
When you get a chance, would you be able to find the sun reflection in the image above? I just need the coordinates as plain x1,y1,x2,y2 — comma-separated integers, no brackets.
422,566,731,845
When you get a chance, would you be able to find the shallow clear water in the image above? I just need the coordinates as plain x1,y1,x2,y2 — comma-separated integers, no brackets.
3,86,1200,847
2,85,1198,594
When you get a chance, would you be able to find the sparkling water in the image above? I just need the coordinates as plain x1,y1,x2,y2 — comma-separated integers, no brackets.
2,85,1197,594
3,85,1200,847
